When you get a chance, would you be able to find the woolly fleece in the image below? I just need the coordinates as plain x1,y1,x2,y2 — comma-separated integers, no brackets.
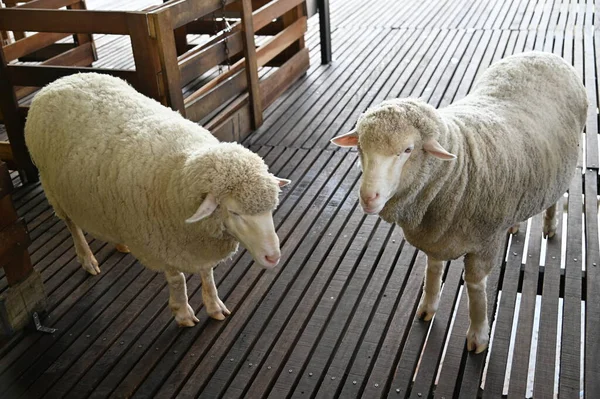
25,73,281,273
356,51,587,261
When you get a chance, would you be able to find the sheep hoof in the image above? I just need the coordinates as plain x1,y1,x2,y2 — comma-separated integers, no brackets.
416,297,438,322
543,226,556,239
208,301,231,320
508,224,520,235
175,304,199,327
115,244,130,253
466,323,489,354
81,256,101,275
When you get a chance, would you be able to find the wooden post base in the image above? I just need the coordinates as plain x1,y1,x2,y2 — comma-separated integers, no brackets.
0,270,48,335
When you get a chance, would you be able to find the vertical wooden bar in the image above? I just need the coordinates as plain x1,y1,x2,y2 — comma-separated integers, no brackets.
240,0,263,129
0,46,37,182
0,163,33,286
127,13,164,103
67,0,98,63
152,11,185,115
317,0,331,64
281,2,306,60
162,0,188,56
174,25,188,56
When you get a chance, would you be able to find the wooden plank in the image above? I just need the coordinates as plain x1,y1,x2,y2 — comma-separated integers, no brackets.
584,169,600,397
152,0,237,30
260,46,309,108
0,9,131,34
3,32,72,61
127,13,163,102
0,218,30,259
67,0,98,62
185,70,247,123
183,16,306,106
151,12,185,114
0,44,37,181
241,0,263,128
559,170,583,398
506,214,543,396
481,223,527,398
15,0,80,8
7,65,137,88
179,31,243,86
401,260,463,398
17,43,77,62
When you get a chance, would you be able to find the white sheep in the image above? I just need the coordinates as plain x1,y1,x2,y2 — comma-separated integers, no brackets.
331,51,587,353
24,73,291,326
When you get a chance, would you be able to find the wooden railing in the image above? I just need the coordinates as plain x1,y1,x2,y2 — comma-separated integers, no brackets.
0,0,310,182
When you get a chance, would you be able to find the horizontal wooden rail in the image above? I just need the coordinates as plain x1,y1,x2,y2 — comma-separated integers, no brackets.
183,16,306,105
16,0,80,8
185,70,246,122
7,65,136,87
179,31,243,86
3,32,72,61
260,46,308,107
151,0,237,30
0,9,132,34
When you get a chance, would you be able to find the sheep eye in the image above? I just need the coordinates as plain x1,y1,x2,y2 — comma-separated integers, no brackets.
230,211,241,217
404,146,413,154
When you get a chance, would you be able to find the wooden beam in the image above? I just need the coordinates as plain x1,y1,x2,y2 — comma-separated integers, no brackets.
0,9,131,34
185,69,247,122
3,32,72,62
67,0,98,62
15,0,80,8
17,43,77,62
152,12,185,115
127,13,164,102
151,0,238,30
240,0,262,128
7,64,138,87
0,45,37,181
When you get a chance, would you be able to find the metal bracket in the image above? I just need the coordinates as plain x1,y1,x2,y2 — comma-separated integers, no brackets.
33,312,56,334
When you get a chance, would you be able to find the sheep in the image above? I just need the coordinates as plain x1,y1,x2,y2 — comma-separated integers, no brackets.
24,73,291,326
331,51,587,353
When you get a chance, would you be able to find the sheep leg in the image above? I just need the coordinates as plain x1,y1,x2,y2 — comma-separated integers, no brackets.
464,251,494,354
543,203,558,239
417,256,444,321
200,267,230,321
64,218,100,275
164,269,199,327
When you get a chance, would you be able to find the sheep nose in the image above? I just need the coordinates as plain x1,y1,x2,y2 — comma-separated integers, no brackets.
265,254,280,265
364,192,379,204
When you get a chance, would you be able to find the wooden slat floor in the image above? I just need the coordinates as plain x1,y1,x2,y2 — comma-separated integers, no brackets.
1,0,599,398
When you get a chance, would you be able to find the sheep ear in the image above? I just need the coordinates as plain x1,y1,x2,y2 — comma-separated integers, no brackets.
423,138,456,160
330,130,358,147
185,193,218,223
275,177,291,187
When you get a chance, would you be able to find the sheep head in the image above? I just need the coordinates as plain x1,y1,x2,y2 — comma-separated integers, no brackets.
185,144,291,268
331,99,456,215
